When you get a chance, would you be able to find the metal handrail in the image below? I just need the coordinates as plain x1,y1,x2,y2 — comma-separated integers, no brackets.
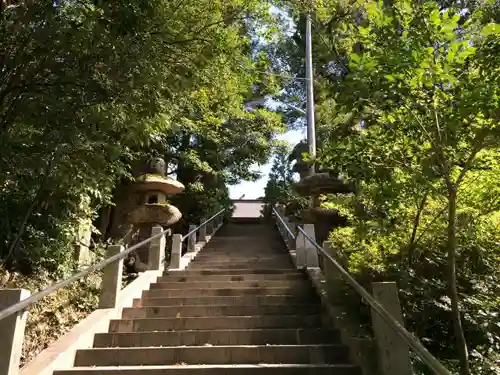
0,209,225,323
0,225,173,323
181,208,225,242
272,207,452,375
272,207,296,240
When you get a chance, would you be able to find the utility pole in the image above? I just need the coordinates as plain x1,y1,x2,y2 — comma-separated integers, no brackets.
305,12,316,178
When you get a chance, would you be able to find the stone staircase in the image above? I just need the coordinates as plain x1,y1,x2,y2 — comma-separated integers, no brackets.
55,221,361,375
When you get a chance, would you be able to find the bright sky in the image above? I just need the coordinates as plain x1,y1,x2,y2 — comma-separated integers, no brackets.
228,128,304,199
228,6,301,199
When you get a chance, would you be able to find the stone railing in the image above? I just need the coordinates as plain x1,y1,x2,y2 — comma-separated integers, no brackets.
272,205,452,375
0,209,225,375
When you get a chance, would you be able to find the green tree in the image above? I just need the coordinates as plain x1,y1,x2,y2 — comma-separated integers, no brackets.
0,0,284,273
263,141,308,218
264,142,296,205
270,0,500,374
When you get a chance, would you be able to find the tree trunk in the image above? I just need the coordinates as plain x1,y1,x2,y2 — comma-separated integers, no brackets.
407,191,428,265
447,186,470,375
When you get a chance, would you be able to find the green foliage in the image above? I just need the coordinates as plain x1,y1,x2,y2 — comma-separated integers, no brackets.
264,142,296,204
262,141,307,217
0,0,284,274
274,0,500,374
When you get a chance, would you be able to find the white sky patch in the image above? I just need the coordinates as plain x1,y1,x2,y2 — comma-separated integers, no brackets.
228,129,304,199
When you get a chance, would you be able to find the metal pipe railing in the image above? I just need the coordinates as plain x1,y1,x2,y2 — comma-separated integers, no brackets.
181,209,225,242
272,206,452,375
272,207,296,240
0,225,171,323
0,208,226,323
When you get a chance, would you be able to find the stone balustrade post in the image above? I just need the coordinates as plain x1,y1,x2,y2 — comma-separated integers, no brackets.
199,218,207,242
206,220,213,236
321,241,344,303
187,225,197,253
304,223,319,267
295,225,306,268
283,217,295,250
371,282,411,375
99,245,124,308
0,289,30,375
148,225,165,270
170,234,183,269
295,224,318,268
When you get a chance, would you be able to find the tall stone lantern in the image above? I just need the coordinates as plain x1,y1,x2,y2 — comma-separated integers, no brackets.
128,157,184,268
289,142,355,246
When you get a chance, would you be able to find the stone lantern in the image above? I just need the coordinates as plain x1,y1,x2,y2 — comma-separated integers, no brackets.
127,157,184,268
289,141,310,180
289,142,355,246
294,172,354,245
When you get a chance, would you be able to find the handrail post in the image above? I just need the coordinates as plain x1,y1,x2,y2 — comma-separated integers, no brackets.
371,282,412,375
0,288,30,375
295,224,317,268
295,225,306,268
99,245,124,308
284,217,295,250
148,225,165,270
206,220,213,236
187,224,197,253
199,218,207,242
170,234,182,269
303,224,319,267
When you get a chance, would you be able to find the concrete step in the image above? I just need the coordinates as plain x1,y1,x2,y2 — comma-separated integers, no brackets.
56,364,361,375
198,249,286,254
149,280,307,290
188,263,292,270
189,249,286,254
93,328,340,348
121,304,322,319
194,254,287,259
162,269,301,277
193,255,291,261
142,286,314,298
74,344,350,366
109,315,322,332
134,295,319,307
157,273,306,283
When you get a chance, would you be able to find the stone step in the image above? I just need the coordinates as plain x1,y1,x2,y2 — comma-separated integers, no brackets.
156,273,306,283
194,247,286,252
202,252,284,255
191,256,288,261
55,364,362,375
188,263,292,270
121,304,321,319
74,345,350,366
198,245,284,248
149,280,307,290
93,328,340,348
134,295,319,307
142,286,314,299
109,315,323,332
193,255,290,261
199,248,286,252
162,269,301,277
189,259,292,265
